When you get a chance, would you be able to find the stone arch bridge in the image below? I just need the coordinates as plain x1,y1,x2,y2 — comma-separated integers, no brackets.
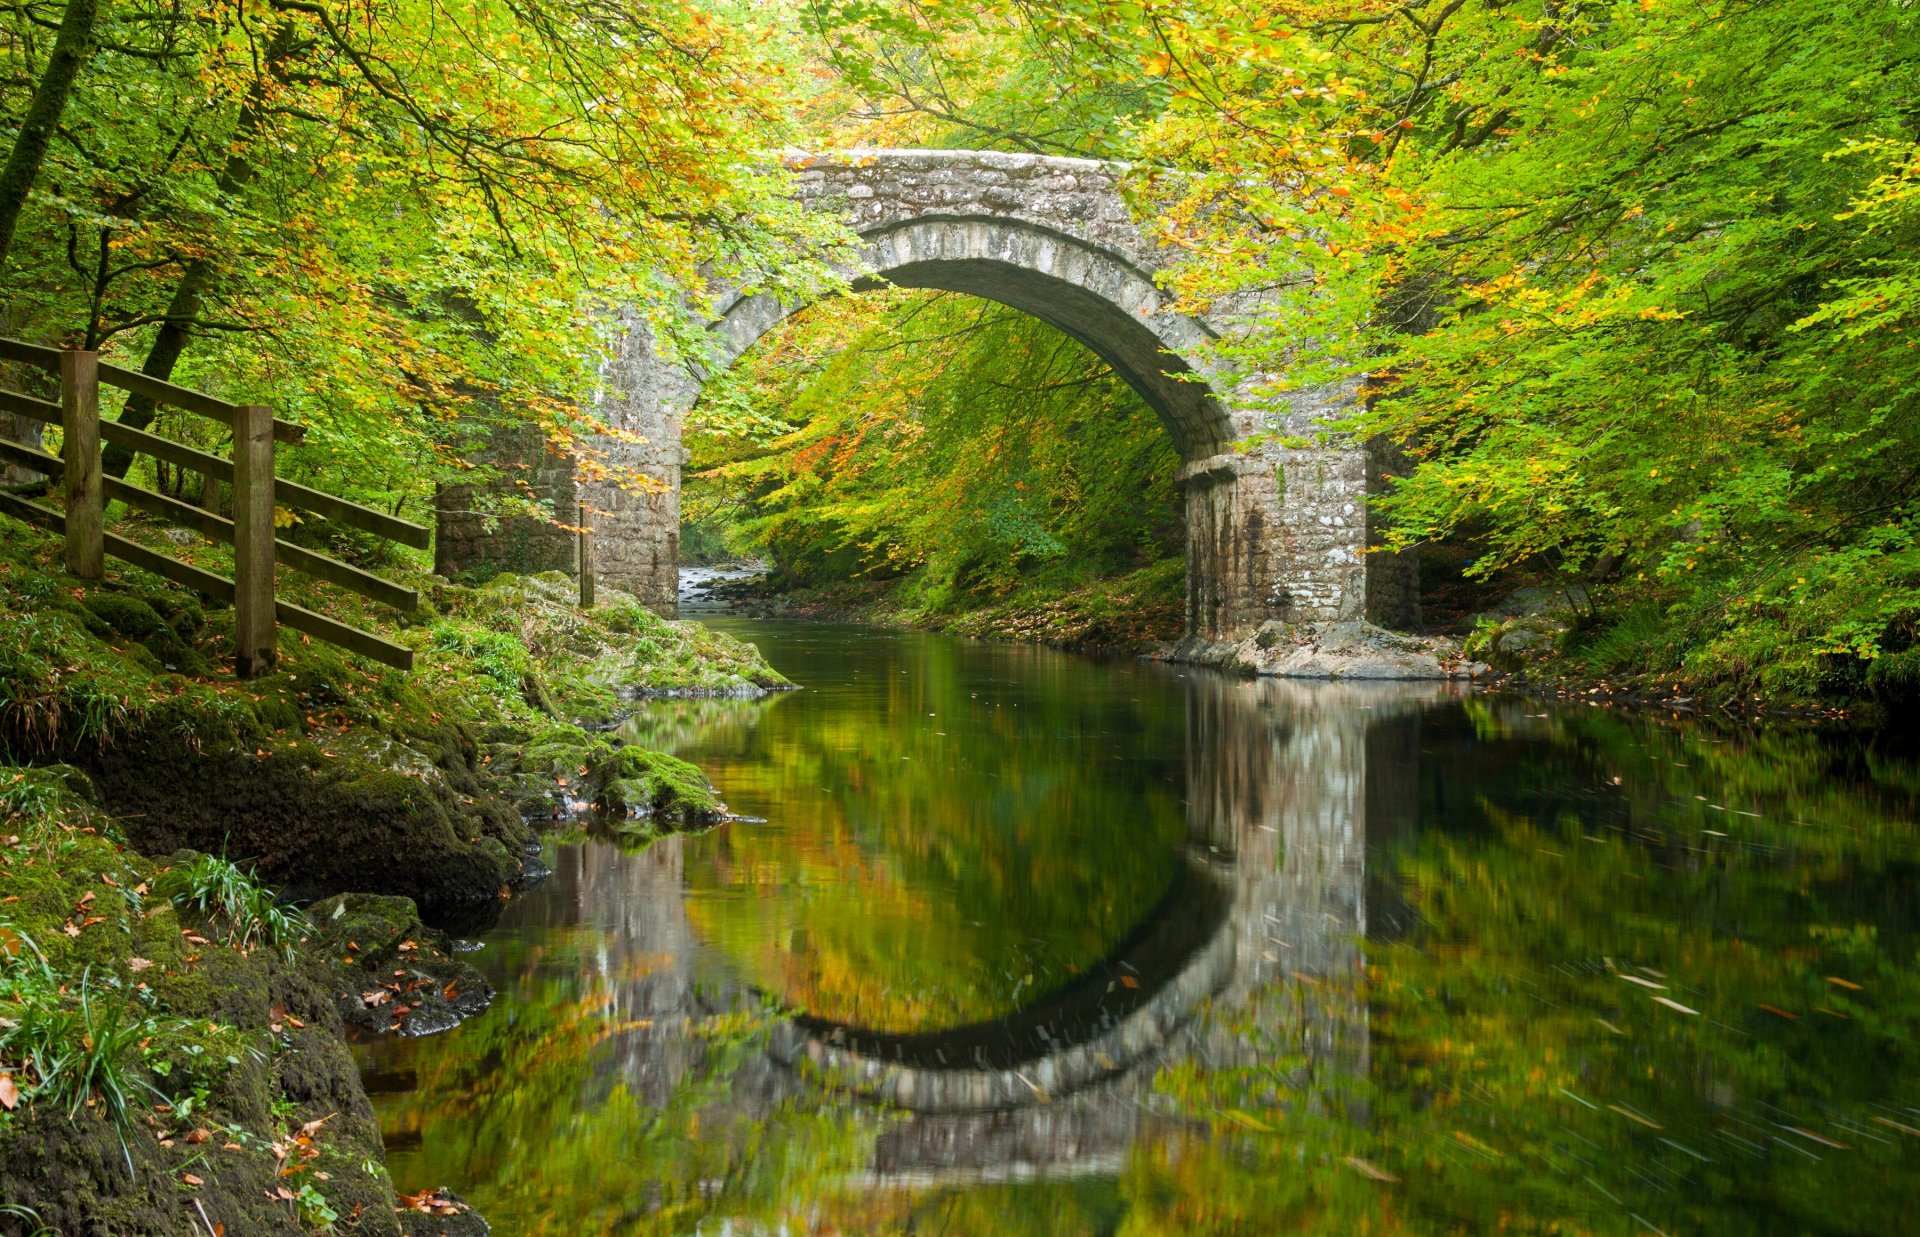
436,150,1416,641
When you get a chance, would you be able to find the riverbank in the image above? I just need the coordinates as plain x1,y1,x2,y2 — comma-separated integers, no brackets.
695,561,1908,719
682,560,1187,651
0,514,790,1233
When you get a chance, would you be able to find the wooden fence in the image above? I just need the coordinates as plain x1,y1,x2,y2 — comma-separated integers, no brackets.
0,340,427,675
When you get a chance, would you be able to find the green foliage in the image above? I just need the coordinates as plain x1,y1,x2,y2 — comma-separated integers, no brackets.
0,0,848,530
1068,0,1920,702
690,292,1184,632
427,621,533,701
153,854,304,957
0,968,151,1172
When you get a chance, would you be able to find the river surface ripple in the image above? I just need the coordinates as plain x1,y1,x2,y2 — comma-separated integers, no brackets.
356,618,1920,1235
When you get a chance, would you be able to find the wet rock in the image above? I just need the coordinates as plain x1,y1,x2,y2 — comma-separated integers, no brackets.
586,745,725,826
309,894,494,1037
397,1189,491,1236
1167,621,1488,681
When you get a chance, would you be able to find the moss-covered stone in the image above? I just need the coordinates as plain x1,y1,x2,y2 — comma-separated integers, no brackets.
434,571,793,725
81,591,168,641
307,893,493,1037
0,779,404,1236
585,745,724,826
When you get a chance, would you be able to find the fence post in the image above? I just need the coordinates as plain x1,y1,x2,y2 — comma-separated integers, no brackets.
58,349,103,578
231,403,277,677
578,500,595,609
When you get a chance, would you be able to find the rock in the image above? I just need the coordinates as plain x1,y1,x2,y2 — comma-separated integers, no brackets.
398,1189,490,1236
1166,621,1488,681
308,893,494,1037
1469,614,1570,670
585,745,725,826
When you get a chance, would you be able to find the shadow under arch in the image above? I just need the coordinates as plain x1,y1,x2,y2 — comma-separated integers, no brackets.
704,215,1239,460
767,851,1236,1114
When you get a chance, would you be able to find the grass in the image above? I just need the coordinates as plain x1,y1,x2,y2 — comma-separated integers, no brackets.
154,854,306,956
0,961,153,1176
0,1205,53,1236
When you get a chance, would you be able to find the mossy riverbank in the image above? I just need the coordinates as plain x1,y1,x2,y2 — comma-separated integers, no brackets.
695,559,1187,653
0,514,789,1233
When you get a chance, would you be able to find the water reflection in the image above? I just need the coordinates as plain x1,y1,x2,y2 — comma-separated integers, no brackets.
358,623,1920,1234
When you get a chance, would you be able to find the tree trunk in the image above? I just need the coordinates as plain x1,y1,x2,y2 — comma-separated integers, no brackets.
0,0,101,276
103,24,293,478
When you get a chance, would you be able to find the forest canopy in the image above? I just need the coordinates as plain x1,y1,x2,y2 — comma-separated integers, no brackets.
5,0,1919,702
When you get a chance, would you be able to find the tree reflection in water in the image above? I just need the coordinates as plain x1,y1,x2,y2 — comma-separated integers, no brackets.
359,622,1920,1234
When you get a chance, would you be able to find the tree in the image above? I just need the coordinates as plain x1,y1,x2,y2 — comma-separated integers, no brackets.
0,0,99,275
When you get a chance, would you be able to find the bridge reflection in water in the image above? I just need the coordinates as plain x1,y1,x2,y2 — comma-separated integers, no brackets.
798,676,1440,1189
534,671,1444,1188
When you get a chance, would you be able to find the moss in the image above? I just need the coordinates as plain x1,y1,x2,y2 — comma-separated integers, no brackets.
434,570,793,724
585,746,724,826
81,592,168,641
0,774,405,1235
307,893,493,1036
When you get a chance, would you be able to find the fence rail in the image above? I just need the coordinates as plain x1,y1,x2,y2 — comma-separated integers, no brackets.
0,342,427,674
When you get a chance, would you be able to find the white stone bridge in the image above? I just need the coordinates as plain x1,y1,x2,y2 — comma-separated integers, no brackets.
440,149,1417,641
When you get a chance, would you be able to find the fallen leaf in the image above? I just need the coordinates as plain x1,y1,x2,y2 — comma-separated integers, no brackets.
1652,996,1699,1015
186,1127,211,1144
1758,1004,1797,1020
127,957,153,972
0,1075,17,1110
181,1172,203,1186
1826,977,1863,991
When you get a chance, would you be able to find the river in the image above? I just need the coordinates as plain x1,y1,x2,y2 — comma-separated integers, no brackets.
355,618,1920,1234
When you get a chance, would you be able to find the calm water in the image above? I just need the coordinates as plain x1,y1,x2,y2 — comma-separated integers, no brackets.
357,620,1920,1234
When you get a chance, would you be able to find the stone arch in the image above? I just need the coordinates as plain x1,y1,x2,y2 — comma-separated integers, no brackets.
706,215,1237,459
438,150,1419,642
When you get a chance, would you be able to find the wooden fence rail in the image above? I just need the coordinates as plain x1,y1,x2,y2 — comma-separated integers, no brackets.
0,341,428,675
